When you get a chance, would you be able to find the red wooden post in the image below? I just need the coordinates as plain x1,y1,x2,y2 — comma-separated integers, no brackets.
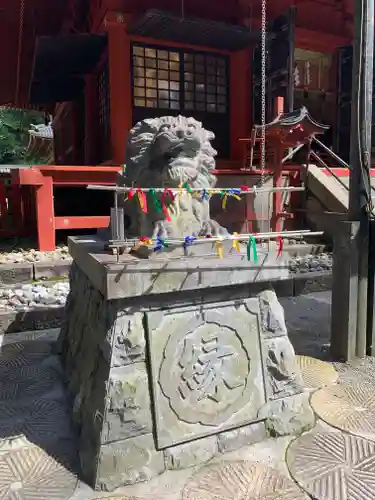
0,180,8,229
107,15,133,164
271,96,285,233
10,185,23,233
230,48,252,161
270,146,284,233
35,176,55,251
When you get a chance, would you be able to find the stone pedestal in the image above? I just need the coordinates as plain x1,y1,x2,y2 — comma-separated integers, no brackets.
59,236,313,492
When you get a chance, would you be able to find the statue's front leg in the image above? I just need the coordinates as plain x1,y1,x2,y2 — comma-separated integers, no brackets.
152,220,169,240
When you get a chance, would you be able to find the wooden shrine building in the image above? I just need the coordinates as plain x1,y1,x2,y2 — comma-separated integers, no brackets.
0,0,358,249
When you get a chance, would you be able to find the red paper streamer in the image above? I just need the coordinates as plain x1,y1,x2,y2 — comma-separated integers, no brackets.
240,185,249,192
136,188,148,213
162,188,175,222
163,188,176,202
277,236,283,258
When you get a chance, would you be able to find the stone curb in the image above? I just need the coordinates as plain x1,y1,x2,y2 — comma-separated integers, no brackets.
0,307,65,334
0,270,333,335
0,260,71,285
0,244,328,286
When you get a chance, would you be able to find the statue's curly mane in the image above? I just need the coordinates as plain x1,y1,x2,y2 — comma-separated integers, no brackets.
121,115,217,189
117,115,227,240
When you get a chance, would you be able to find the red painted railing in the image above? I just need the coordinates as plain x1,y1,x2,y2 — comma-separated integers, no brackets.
0,174,26,237
12,165,122,250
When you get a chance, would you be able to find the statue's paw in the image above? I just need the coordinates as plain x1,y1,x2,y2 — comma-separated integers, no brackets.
199,220,228,237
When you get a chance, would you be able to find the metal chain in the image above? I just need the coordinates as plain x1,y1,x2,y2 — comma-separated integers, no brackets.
260,0,267,187
15,0,25,104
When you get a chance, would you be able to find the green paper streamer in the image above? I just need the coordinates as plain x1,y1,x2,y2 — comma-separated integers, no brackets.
247,239,252,261
149,188,162,212
247,235,258,263
183,182,194,194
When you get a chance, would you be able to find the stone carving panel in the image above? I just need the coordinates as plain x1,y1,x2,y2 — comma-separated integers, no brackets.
146,299,266,448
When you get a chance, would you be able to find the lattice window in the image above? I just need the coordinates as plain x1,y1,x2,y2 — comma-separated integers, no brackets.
183,53,227,114
131,44,228,114
97,63,111,162
132,46,181,109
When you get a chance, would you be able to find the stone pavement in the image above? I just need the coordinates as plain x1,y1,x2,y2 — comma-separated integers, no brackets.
0,291,375,499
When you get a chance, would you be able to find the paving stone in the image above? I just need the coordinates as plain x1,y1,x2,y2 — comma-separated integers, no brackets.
287,431,375,500
311,381,375,440
182,461,309,500
0,443,78,500
296,355,338,390
0,399,74,447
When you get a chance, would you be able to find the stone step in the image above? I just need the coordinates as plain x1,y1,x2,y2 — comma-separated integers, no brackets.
0,307,65,335
0,327,60,347
0,260,71,286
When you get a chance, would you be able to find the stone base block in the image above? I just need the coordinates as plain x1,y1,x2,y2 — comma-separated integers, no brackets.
96,434,165,492
217,422,267,453
258,392,315,437
164,436,217,470
59,239,308,491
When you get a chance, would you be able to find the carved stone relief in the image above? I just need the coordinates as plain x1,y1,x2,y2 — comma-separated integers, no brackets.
146,300,266,448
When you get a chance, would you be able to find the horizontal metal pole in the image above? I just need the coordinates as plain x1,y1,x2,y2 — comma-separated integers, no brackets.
108,230,324,246
87,185,305,194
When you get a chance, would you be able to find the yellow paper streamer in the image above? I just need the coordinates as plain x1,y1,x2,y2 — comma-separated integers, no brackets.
178,184,183,198
232,232,241,252
215,237,223,259
135,238,152,250
221,192,229,209
137,191,145,212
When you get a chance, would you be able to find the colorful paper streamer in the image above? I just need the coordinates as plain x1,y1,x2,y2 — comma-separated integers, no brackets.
149,188,162,212
183,182,194,194
137,189,148,213
135,237,152,250
232,232,241,253
162,189,175,222
154,237,169,252
276,236,283,258
214,237,223,259
247,235,258,263
183,236,197,250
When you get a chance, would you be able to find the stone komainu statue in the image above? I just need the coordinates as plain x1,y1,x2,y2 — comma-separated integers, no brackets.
117,115,227,239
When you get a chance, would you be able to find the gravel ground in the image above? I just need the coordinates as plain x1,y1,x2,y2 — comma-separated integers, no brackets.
0,282,70,311
288,252,332,273
0,245,71,264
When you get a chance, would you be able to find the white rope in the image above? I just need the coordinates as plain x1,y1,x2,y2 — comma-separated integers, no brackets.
260,0,268,232
109,230,324,246
87,185,304,194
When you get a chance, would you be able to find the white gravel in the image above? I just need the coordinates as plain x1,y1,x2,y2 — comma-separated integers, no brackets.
0,282,70,312
0,245,71,264
288,252,332,273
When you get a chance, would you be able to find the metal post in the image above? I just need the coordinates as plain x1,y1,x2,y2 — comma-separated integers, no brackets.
348,0,374,358
331,0,374,361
